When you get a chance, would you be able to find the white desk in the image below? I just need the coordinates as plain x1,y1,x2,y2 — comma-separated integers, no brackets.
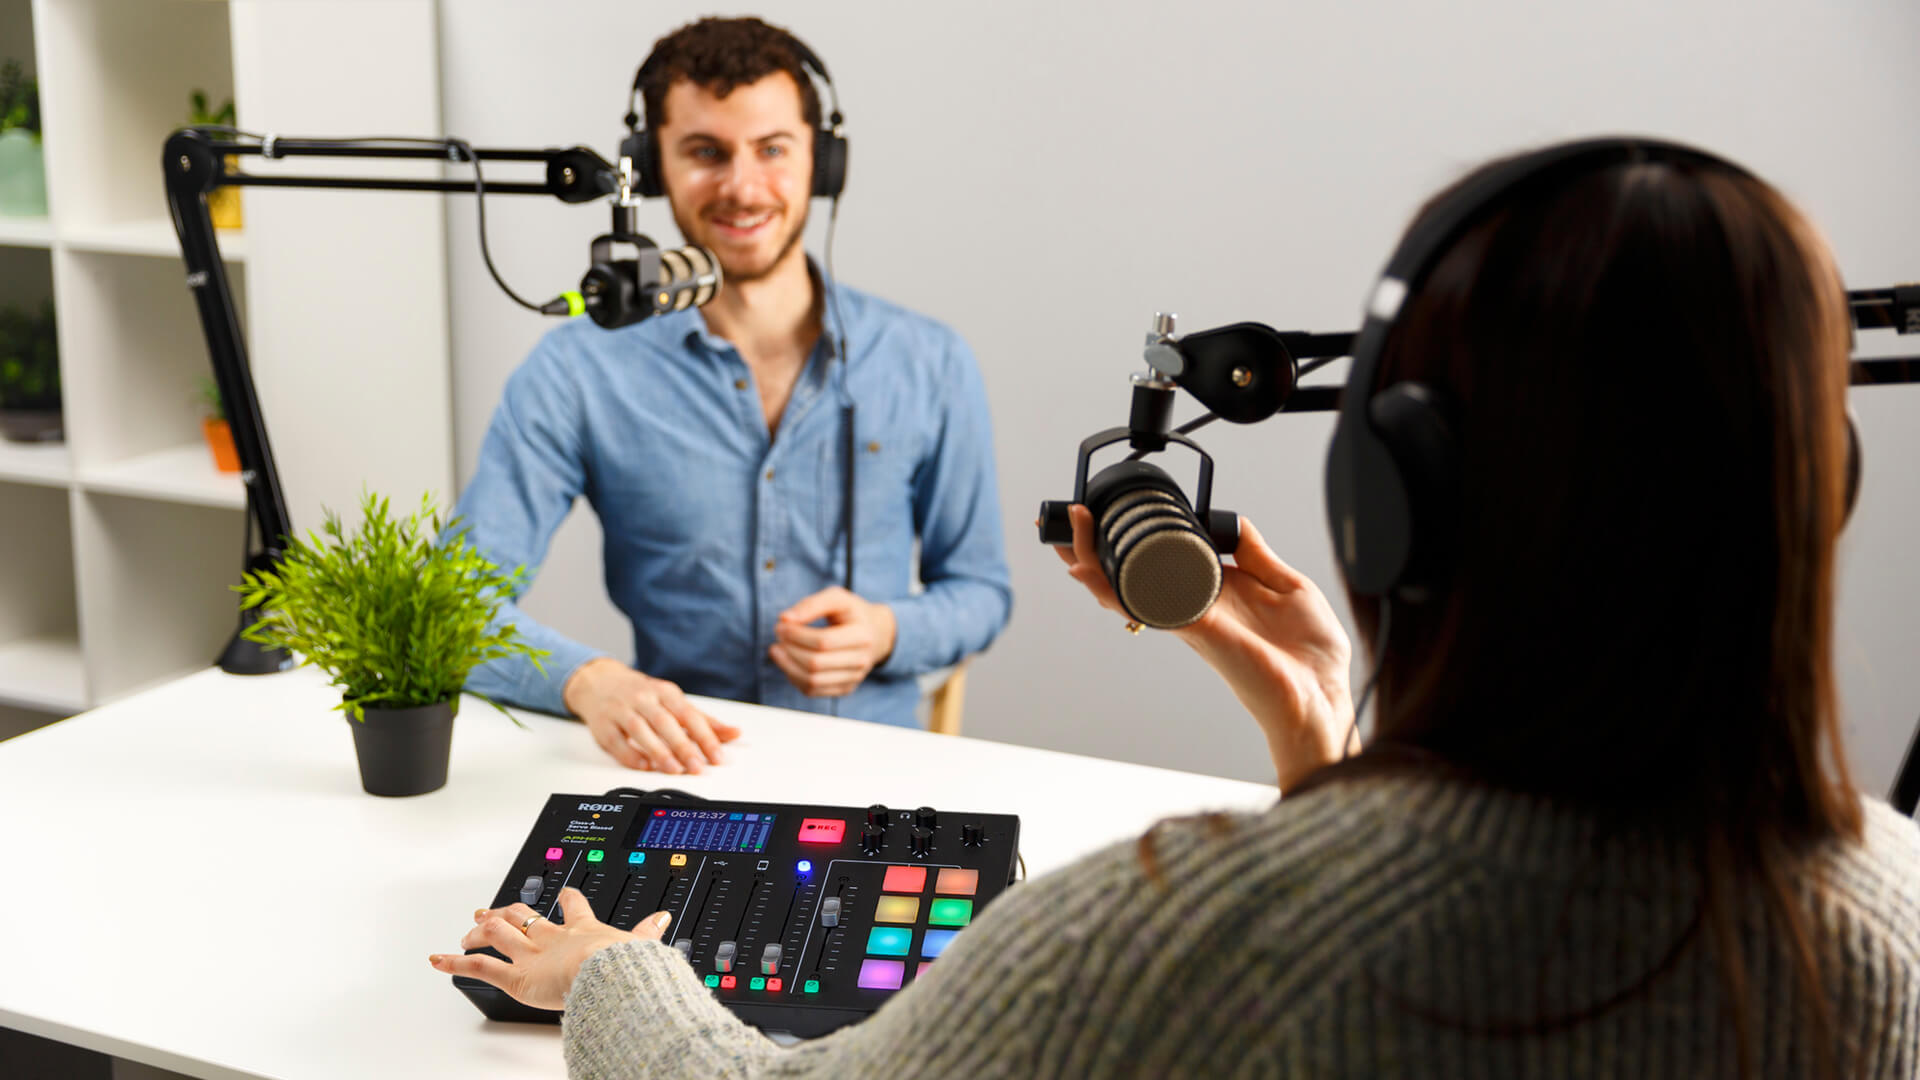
0,667,1277,1080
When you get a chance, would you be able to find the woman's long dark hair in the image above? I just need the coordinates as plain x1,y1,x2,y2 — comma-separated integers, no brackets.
1296,152,1862,1071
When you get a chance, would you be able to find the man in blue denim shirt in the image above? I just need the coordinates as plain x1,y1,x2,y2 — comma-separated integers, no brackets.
455,18,1011,773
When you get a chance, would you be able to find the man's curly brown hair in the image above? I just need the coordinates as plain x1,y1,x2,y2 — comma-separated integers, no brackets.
638,16,822,132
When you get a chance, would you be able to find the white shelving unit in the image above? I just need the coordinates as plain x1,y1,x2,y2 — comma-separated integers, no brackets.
0,0,451,730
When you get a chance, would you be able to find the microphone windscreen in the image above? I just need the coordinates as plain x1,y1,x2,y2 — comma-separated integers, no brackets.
657,245,721,310
1094,482,1222,629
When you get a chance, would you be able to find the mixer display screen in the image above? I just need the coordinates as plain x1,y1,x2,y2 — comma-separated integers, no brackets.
636,808,775,853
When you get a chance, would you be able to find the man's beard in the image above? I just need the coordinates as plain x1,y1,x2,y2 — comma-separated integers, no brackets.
675,203,810,285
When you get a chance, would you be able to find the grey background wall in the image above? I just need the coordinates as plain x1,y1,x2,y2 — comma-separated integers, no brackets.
437,0,1920,791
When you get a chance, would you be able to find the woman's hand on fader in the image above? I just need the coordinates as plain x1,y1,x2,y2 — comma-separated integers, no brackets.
429,888,669,1011
1054,504,1356,790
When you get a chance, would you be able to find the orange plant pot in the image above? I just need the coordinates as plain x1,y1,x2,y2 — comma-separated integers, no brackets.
203,417,241,472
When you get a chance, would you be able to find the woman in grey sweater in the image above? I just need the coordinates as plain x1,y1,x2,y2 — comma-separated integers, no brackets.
433,140,1920,1077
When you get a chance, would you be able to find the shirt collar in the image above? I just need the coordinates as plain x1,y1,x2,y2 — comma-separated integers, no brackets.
671,255,848,361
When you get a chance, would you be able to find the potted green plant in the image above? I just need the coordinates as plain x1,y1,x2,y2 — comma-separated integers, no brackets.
236,491,548,796
0,60,46,217
194,374,239,471
0,299,60,443
189,89,241,229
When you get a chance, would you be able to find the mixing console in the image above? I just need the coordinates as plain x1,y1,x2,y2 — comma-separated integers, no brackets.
453,789,1021,1036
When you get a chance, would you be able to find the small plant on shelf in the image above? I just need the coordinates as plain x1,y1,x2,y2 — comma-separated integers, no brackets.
0,61,39,139
189,89,243,229
235,491,548,796
0,299,61,443
0,60,47,217
194,374,240,472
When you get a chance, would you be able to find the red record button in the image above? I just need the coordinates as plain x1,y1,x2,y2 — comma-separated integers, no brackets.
797,818,847,844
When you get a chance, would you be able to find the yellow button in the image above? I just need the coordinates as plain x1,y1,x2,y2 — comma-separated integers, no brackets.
734,379,748,390
873,895,920,924
670,853,687,867
765,469,775,481
764,559,776,571
866,441,880,453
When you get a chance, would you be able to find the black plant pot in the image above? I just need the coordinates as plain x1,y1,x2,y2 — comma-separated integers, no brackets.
347,700,455,797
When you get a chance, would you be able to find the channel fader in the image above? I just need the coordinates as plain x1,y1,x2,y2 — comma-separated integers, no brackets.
453,791,1021,1036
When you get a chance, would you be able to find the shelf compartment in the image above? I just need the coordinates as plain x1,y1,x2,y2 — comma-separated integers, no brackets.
53,248,246,470
72,491,240,703
0,634,86,714
35,0,236,229
0,481,84,711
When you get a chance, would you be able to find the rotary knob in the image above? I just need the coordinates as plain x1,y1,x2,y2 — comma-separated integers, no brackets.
961,822,985,847
914,806,938,830
866,804,891,829
908,826,934,858
860,825,885,855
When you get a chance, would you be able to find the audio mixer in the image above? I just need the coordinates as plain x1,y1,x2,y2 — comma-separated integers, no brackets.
453,790,1021,1036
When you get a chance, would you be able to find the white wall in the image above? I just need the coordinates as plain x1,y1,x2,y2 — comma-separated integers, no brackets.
437,0,1920,791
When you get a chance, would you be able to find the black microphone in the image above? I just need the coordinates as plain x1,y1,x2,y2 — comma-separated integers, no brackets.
575,238,721,329
1081,460,1223,630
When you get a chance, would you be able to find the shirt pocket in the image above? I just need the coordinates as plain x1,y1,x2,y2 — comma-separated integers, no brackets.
819,420,923,553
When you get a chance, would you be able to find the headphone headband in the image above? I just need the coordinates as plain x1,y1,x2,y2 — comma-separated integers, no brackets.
627,31,843,132
1341,137,1750,442
1328,137,1761,597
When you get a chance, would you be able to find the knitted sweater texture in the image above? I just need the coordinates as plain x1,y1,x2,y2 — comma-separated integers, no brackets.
561,777,1920,1078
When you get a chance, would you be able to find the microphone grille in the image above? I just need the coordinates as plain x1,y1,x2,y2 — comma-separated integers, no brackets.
1115,529,1222,629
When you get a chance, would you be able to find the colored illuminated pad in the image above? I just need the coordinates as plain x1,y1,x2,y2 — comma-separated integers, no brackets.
720,975,736,989
928,898,973,927
750,977,765,990
586,849,604,863
866,926,911,956
881,865,926,893
798,818,847,844
629,852,646,865
544,847,563,861
873,896,920,924
804,979,820,994
920,929,959,958
704,974,720,988
670,853,688,867
935,868,978,896
767,978,782,991
857,958,905,990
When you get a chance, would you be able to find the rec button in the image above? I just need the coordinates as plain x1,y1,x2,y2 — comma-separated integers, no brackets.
797,818,847,844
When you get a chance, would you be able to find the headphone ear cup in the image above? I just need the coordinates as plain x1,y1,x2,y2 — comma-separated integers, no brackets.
1366,382,1459,599
631,128,665,198
813,129,848,198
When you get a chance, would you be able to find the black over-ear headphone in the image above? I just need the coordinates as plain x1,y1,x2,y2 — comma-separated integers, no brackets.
622,35,849,200
1324,136,1862,600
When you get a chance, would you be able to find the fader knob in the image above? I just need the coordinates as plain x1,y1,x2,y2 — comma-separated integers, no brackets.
914,806,938,830
820,897,841,927
861,826,885,855
714,941,737,973
761,943,782,975
908,826,934,858
866,804,891,829
961,822,985,847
